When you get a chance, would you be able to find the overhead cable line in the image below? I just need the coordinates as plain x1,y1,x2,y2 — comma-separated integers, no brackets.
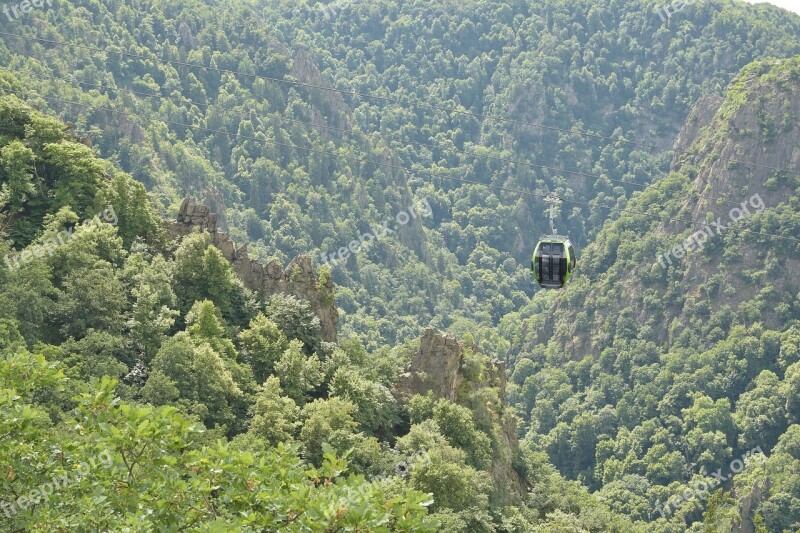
2,30,799,180
5,66,786,211
7,88,800,246
7,67,654,189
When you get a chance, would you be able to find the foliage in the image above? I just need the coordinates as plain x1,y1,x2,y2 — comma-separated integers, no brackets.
1,0,799,529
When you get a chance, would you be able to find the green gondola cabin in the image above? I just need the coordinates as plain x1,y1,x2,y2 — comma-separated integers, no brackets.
532,236,576,289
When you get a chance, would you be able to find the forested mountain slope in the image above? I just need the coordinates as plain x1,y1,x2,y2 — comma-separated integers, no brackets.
0,96,646,530
507,56,800,532
4,0,800,530
0,0,799,349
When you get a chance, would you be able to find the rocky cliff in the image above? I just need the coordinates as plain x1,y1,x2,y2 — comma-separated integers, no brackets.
396,329,508,404
395,329,527,505
168,198,338,342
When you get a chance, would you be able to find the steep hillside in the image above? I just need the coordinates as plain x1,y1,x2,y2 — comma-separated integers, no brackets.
4,0,800,529
507,56,800,532
0,95,646,531
532,57,800,358
395,329,526,506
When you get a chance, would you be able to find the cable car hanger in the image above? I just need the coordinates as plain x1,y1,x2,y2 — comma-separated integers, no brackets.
532,195,576,290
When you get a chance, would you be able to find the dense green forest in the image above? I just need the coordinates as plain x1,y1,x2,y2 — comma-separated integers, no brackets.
1,0,799,349
2,0,800,530
0,94,642,531
507,56,800,532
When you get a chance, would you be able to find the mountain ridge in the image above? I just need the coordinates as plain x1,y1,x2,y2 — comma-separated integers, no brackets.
529,56,800,359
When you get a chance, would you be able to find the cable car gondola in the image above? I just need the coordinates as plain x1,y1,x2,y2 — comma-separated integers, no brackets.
532,195,576,289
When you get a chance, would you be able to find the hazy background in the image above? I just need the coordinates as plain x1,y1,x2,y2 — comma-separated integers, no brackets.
744,0,800,15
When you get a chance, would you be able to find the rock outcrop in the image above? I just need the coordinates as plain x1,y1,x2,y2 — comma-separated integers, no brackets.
395,329,526,505
169,198,338,342
733,478,772,533
395,329,507,404
671,94,724,156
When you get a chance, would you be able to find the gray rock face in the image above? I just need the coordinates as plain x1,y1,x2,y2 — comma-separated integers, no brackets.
395,329,526,504
395,329,506,404
672,94,724,156
533,60,800,358
169,198,338,342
